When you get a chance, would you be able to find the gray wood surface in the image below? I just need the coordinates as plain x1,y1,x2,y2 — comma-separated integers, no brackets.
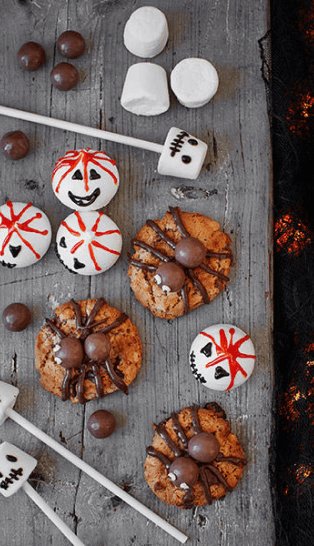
0,1,273,545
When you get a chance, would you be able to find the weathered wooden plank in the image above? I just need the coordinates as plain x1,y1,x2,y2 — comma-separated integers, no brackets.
0,0,273,545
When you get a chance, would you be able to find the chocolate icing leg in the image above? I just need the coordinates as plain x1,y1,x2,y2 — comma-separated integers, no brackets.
133,239,171,262
200,263,229,282
61,369,72,401
146,220,176,249
169,206,189,238
155,423,182,457
146,446,171,469
91,363,104,398
45,318,65,339
103,358,128,394
190,405,202,434
171,412,188,448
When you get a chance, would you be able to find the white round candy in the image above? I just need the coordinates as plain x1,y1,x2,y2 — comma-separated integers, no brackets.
52,149,120,211
56,210,122,276
189,324,256,391
171,58,219,108
121,63,170,116
0,201,52,268
124,6,169,58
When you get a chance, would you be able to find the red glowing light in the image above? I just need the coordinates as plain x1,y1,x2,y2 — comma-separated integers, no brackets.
275,213,312,255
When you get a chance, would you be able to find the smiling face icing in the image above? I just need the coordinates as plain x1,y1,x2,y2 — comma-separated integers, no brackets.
52,149,120,211
0,442,37,498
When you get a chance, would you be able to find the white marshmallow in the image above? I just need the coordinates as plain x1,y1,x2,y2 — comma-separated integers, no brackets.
121,63,170,116
0,382,19,425
171,58,219,108
158,127,208,179
0,442,37,498
123,6,169,58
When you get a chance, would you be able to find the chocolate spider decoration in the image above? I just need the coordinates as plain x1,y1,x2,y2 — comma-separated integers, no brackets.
146,404,246,508
129,207,231,313
45,298,128,403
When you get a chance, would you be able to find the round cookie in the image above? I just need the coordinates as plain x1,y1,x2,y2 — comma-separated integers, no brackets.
35,298,142,404
56,210,122,275
128,207,232,319
189,324,256,391
145,403,246,508
52,149,119,211
0,201,51,268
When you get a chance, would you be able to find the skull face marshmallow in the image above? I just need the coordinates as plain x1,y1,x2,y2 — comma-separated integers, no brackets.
56,210,122,275
52,149,120,211
189,324,256,391
0,442,37,498
158,127,208,180
0,201,52,268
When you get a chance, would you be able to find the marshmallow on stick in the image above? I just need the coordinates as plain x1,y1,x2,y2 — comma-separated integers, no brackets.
0,382,187,544
0,105,207,180
0,442,84,546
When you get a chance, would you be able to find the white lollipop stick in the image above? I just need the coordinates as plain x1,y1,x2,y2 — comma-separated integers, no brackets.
0,105,207,180
0,442,84,546
0,383,187,543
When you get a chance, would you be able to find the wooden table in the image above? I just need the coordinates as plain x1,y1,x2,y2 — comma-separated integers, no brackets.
0,1,273,545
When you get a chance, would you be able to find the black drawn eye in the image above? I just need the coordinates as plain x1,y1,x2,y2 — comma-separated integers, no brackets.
90,169,101,180
182,155,192,164
188,139,198,146
72,169,83,180
59,237,67,248
200,342,213,357
0,472,3,478
6,455,17,462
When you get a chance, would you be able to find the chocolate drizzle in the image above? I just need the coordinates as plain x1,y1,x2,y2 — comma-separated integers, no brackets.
146,404,246,508
129,207,231,314
45,298,129,403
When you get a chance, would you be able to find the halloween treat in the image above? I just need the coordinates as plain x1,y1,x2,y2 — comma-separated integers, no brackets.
0,106,208,180
0,130,30,160
87,409,116,438
123,6,169,58
50,62,79,91
145,403,246,508
0,382,187,543
0,201,52,268
189,324,256,391
0,442,84,545
17,41,46,71
170,58,219,108
2,303,32,332
52,148,119,211
57,30,86,59
121,63,170,116
128,207,232,319
56,210,122,275
35,298,142,403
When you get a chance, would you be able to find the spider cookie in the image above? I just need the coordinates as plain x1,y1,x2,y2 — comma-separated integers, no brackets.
128,207,232,319
35,298,142,403
145,403,246,508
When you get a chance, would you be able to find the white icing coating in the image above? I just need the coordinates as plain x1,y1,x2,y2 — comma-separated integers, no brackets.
56,210,122,276
123,6,169,58
171,58,219,108
121,63,170,116
0,201,52,268
0,442,37,498
51,148,120,211
158,127,208,179
189,324,256,391
0,382,19,426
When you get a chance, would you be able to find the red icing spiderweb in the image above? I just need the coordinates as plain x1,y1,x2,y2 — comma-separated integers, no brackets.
61,211,121,272
0,201,49,259
52,149,118,193
200,327,256,390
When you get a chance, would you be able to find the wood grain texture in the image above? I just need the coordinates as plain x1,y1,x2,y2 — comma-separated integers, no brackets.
0,1,273,545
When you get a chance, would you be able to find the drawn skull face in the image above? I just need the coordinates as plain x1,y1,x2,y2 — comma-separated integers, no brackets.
0,201,52,269
189,324,256,391
0,381,19,425
0,442,37,498
56,210,122,275
52,149,120,211
158,127,208,180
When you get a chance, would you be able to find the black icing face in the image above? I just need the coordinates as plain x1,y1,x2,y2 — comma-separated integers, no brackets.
68,187,101,207
200,342,213,358
0,454,23,492
169,130,200,165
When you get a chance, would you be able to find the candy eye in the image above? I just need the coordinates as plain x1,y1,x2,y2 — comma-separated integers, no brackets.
182,155,191,164
188,139,198,146
90,169,101,180
72,169,83,180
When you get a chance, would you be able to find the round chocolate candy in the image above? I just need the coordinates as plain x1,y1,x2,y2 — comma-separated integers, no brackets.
154,262,186,293
188,432,220,463
84,333,111,362
55,337,84,369
2,303,32,332
0,131,30,160
57,30,86,59
87,409,116,439
168,457,199,488
17,41,46,71
50,62,79,91
175,237,206,268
